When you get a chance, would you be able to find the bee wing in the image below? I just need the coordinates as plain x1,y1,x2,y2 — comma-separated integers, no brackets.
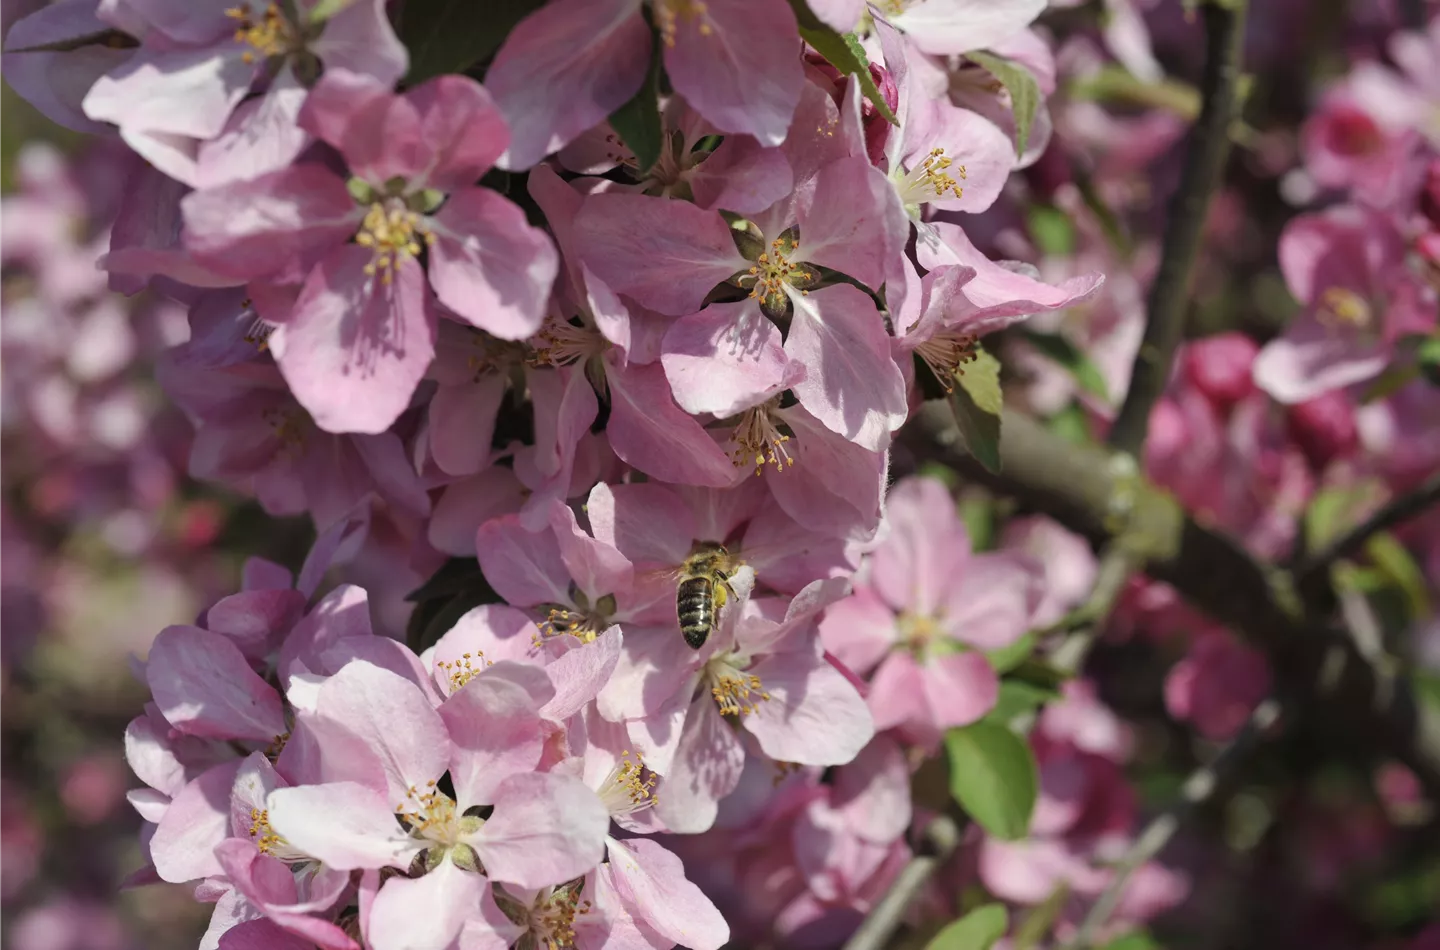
637,564,687,584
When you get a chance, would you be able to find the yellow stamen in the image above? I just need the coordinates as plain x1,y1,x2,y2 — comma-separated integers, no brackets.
728,398,794,476
354,201,434,284
897,147,967,205
225,3,294,64
913,330,979,392
435,651,491,693
653,0,713,47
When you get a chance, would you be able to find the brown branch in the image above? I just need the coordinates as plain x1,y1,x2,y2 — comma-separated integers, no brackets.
1106,0,1249,456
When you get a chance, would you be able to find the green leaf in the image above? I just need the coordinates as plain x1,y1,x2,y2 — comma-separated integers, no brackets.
398,0,540,85
1021,330,1108,401
1302,481,1386,554
1012,883,1070,950
923,904,1009,950
1366,532,1432,620
1025,204,1077,257
947,347,1003,474
1418,335,1440,386
1100,932,1163,950
985,678,1056,724
608,36,663,175
966,50,1041,156
945,720,1038,840
986,632,1036,675
793,14,897,125
957,493,995,552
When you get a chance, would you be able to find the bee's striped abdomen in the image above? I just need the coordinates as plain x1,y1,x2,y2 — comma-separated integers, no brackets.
677,576,715,649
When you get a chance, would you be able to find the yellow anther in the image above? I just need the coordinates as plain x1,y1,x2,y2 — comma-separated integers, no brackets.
248,808,287,856
654,0,713,46
436,651,492,693
897,147,967,206
729,398,794,476
225,3,294,64
711,673,770,717
355,201,433,284
913,330,979,392
1318,287,1373,330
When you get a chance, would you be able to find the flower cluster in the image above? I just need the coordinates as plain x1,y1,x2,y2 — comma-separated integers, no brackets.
1,0,1115,947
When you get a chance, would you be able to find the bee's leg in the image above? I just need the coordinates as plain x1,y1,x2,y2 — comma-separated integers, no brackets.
714,580,729,610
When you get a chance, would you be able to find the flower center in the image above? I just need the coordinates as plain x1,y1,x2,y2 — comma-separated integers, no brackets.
595,751,658,816
532,882,593,950
238,297,274,351
728,397,794,476
1317,287,1374,331
435,651,492,693
897,611,944,647
262,406,307,450
537,589,616,644
897,147,967,208
354,200,434,283
399,781,462,847
530,318,608,369
706,655,770,716
653,0,713,46
248,807,310,863
914,329,979,392
225,3,295,64
731,230,821,319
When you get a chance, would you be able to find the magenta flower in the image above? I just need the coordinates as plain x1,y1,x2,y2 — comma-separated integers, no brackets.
1164,632,1271,741
1253,206,1437,405
485,0,805,169
181,70,558,434
820,476,1043,745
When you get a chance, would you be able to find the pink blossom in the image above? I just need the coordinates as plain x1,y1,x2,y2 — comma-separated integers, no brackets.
485,0,804,170
181,70,558,433
820,476,1043,745
1164,632,1272,741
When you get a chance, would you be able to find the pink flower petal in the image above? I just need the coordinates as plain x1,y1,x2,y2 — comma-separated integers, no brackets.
270,247,437,435
652,698,745,833
266,781,416,870
890,0,1046,55
663,0,803,145
745,652,874,765
440,662,553,808
2,0,131,135
1252,309,1389,404
690,137,795,213
308,0,408,87
574,192,747,316
149,760,242,883
299,68,427,187
865,652,930,732
869,476,971,616
476,513,573,608
785,284,907,450
486,0,650,170
541,627,624,722
586,482,697,568
429,188,558,341
922,651,999,728
795,158,908,292
146,626,285,742
475,773,609,888
606,837,730,950
605,360,741,488
662,302,794,417
367,858,487,950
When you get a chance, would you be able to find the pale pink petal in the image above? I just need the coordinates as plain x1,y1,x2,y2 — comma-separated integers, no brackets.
367,857,485,950
219,920,315,950
475,513,572,607
1252,311,1389,404
298,69,427,186
785,284,907,450
307,0,408,87
941,552,1042,650
597,627,701,722
865,652,930,732
908,102,1016,214
432,604,545,679
832,735,912,844
441,662,553,808
664,0,802,144
606,837,729,950
146,626,285,742
266,782,416,870
429,374,506,477
574,193,747,316
764,404,886,540
429,188,558,340
205,590,307,664
401,75,510,190
181,163,358,283
689,137,795,213
149,760,242,883
922,652,998,728
744,653,874,765
474,772,609,888
487,0,650,170
605,360,741,487
805,0,865,30
430,468,527,556
125,714,189,798
270,247,437,435
652,698,745,833
586,482,696,567
795,158,908,292
869,476,971,616
890,0,1046,55
541,627,623,722
314,662,451,803
194,65,312,190
662,302,794,417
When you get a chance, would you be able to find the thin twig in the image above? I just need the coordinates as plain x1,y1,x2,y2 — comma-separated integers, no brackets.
842,816,963,950
1063,699,1283,949
1106,0,1250,456
1296,472,1440,583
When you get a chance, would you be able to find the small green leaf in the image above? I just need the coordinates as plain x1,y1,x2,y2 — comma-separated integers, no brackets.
947,347,1003,474
608,35,664,175
923,904,1009,950
1417,335,1440,386
945,720,1038,840
1303,481,1386,554
1100,932,1163,950
307,0,356,23
966,50,1041,156
793,13,897,125
986,633,1036,675
1021,330,1108,401
398,0,541,85
1025,204,1077,257
984,678,1056,724
1366,532,1432,620
957,492,995,552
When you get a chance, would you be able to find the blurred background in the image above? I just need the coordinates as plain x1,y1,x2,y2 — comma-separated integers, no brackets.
2,0,1438,948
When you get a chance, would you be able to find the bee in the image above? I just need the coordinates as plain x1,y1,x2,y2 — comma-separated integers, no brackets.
675,542,741,649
